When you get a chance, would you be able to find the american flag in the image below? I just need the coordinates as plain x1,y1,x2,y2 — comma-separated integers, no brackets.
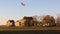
21,2,26,6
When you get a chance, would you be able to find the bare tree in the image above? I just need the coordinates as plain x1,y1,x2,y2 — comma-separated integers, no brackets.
55,16,60,26
42,15,56,26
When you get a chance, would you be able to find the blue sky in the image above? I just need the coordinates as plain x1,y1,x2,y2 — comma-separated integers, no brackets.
0,0,60,25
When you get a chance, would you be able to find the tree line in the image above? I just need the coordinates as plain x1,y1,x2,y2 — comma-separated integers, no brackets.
7,15,60,27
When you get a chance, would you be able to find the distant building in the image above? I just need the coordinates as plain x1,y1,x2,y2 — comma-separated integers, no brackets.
15,19,26,27
7,20,15,27
15,20,20,27
23,16,34,26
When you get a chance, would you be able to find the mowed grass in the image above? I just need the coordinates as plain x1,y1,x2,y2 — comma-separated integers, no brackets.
0,26,60,31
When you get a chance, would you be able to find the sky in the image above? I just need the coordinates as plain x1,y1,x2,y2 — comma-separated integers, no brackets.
0,0,60,25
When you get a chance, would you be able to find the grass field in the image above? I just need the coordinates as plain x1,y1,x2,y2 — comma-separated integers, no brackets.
0,26,60,31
